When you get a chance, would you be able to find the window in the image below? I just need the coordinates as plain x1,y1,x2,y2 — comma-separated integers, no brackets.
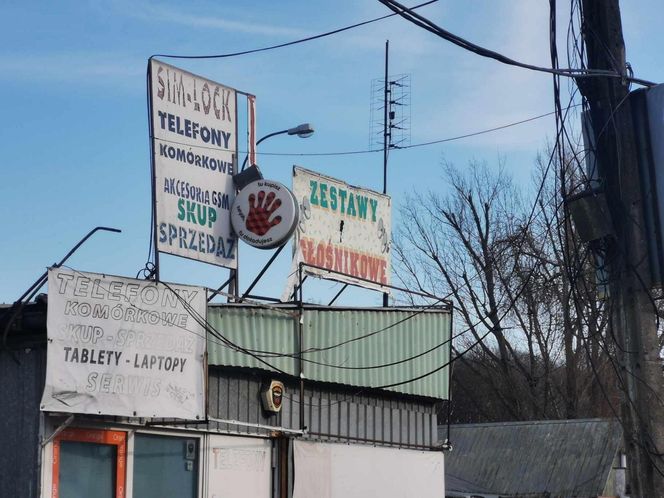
132,434,198,498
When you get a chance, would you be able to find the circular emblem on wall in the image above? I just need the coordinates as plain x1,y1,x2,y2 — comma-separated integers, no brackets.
231,179,299,249
271,384,283,409
261,380,285,413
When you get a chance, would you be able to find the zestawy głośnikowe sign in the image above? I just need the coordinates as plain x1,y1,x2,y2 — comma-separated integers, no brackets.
291,166,391,292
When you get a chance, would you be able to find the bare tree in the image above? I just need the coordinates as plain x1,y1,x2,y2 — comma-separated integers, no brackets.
395,156,617,422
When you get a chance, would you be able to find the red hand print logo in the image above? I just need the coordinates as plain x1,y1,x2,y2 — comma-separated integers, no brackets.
245,190,282,236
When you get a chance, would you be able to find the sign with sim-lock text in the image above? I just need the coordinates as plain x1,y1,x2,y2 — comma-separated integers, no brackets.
150,59,237,268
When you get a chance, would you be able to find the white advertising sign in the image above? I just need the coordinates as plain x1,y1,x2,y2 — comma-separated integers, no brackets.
150,59,237,268
293,440,444,498
207,435,272,498
41,268,207,419
292,166,391,292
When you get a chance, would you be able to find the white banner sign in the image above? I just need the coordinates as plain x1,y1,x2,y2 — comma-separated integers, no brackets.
150,59,238,268
293,440,444,498
41,268,207,419
207,435,272,498
292,166,391,292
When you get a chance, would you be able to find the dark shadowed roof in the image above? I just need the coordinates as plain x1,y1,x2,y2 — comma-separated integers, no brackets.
440,418,622,498
445,474,500,497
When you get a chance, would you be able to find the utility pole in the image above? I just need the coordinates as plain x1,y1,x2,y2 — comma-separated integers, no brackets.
383,39,390,198
578,2,664,496
383,40,390,307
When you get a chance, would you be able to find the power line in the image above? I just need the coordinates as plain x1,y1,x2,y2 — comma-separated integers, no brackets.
58,265,461,373
377,63,622,394
153,106,573,159
150,0,438,60
356,105,572,391
300,298,448,354
57,266,293,375
377,0,655,87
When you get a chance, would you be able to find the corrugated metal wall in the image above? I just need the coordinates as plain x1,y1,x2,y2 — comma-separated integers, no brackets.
207,305,298,375
207,368,439,448
303,308,449,399
207,305,450,400
0,348,45,498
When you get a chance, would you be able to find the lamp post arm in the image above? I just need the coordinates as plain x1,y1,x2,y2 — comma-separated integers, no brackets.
256,129,290,146
241,129,290,172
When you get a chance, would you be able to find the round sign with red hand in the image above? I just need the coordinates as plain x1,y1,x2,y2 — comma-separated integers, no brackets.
231,179,299,249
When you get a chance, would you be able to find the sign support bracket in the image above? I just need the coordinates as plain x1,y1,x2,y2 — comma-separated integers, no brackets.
240,245,286,302
41,414,75,448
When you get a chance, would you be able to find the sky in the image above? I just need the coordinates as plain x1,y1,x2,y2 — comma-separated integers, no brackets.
1,0,663,306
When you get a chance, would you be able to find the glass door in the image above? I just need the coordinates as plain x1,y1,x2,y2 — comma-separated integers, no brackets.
132,434,198,498
52,428,127,498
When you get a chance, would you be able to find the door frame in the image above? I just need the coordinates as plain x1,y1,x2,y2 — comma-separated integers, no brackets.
52,428,127,498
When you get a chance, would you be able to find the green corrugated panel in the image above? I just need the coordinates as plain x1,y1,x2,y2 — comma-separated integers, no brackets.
302,309,449,399
206,305,450,399
207,305,298,375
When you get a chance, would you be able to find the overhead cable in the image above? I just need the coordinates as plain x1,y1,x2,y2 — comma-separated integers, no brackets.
150,0,438,60
377,0,655,87
153,106,575,159
369,77,592,391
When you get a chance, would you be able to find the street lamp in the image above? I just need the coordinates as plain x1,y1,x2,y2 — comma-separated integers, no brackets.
285,122,315,138
240,123,315,172
228,122,315,299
